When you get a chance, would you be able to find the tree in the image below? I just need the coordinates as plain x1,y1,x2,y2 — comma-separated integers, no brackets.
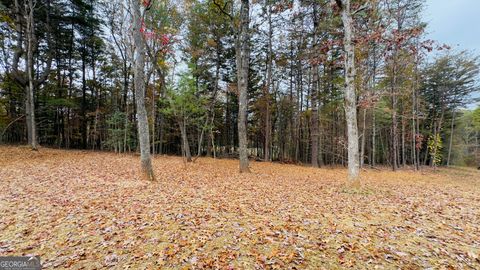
7,0,53,150
310,1,320,168
473,107,480,131
336,0,360,182
381,0,424,170
421,51,479,167
263,0,273,162
132,0,155,180
163,73,206,162
0,0,478,171
236,0,250,172
25,0,37,150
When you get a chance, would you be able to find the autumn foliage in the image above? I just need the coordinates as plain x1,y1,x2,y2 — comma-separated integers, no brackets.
0,147,479,268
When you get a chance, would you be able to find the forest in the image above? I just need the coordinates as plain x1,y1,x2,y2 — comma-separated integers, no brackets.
1,0,479,173
1,0,480,268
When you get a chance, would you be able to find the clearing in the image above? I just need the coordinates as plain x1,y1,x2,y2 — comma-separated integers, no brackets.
0,146,479,269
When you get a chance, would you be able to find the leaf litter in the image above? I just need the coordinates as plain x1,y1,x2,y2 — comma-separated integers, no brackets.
0,146,479,269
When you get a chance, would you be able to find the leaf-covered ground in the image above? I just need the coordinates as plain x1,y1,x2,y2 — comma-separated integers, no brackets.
0,146,479,269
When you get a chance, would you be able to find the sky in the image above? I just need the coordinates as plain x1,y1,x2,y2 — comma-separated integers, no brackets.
423,0,480,54
423,0,480,108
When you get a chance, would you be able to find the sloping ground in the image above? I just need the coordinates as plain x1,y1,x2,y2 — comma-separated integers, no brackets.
0,146,479,269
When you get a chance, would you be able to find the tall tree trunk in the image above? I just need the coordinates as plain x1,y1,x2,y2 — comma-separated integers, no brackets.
179,118,192,162
371,108,376,167
447,110,456,166
81,43,88,149
370,43,378,168
236,0,250,173
209,44,221,157
310,82,319,167
151,75,156,155
337,0,360,182
412,85,417,170
12,0,50,148
92,48,99,150
123,64,129,110
432,110,445,168
25,0,37,150
66,8,75,149
413,46,420,170
360,109,366,167
401,113,406,166
132,0,155,180
264,3,273,162
211,123,216,159
310,3,320,167
290,38,298,162
416,116,421,168
391,66,398,171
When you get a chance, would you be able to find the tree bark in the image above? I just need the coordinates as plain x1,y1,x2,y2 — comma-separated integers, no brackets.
132,0,155,180
338,0,360,182
447,110,456,166
310,2,320,167
413,45,420,170
412,82,417,170
264,2,273,162
179,118,192,162
371,108,376,167
11,0,51,149
25,0,37,150
401,113,406,166
391,65,398,171
236,0,250,173
81,41,88,149
360,109,366,167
